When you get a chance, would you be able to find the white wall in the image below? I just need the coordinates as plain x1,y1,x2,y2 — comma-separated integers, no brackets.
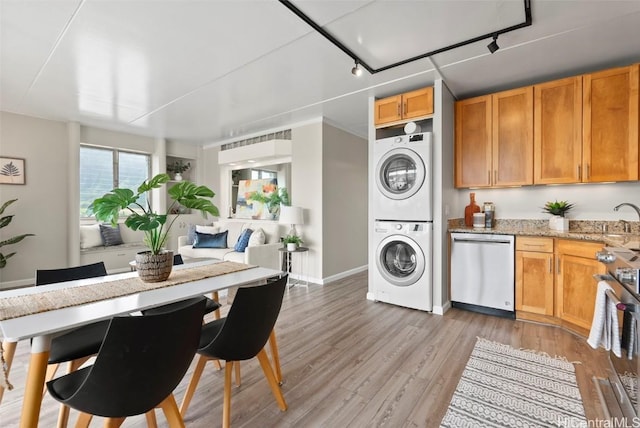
0,112,70,287
291,122,323,282
322,122,368,279
450,182,640,223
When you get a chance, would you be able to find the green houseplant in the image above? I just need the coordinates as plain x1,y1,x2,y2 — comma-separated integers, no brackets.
166,160,191,181
543,200,574,232
283,234,303,251
0,199,34,268
90,173,219,281
247,187,290,219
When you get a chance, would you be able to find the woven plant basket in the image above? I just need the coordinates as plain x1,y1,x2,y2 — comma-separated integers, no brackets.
135,250,173,283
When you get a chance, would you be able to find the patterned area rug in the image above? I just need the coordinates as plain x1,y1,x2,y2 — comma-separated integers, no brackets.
440,337,586,428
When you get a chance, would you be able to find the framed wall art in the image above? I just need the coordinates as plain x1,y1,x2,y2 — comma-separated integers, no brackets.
0,157,26,185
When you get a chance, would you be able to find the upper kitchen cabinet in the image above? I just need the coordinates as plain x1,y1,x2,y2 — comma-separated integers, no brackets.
455,95,492,187
492,87,534,186
374,86,434,127
534,77,583,184
455,87,533,188
583,64,639,182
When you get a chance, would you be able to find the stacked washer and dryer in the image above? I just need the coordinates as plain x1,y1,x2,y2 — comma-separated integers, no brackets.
371,131,433,312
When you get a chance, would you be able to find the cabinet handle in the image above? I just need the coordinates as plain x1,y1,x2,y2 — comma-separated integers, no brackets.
577,164,581,180
548,256,552,273
403,102,407,116
488,170,491,185
586,164,590,180
397,104,401,116
557,256,561,274
494,170,497,184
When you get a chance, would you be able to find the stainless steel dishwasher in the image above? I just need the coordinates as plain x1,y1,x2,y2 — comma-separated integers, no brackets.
450,232,515,318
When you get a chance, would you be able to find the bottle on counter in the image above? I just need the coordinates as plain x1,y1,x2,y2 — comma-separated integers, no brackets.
464,192,481,227
484,202,495,228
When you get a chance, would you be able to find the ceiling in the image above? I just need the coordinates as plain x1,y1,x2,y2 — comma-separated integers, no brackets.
2,0,640,146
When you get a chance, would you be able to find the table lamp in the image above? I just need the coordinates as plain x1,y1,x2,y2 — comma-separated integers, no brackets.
279,206,304,236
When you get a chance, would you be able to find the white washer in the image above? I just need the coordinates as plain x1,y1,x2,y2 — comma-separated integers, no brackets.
373,132,432,221
373,220,432,311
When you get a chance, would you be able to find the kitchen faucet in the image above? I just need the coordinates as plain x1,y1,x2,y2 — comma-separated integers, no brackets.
614,202,640,221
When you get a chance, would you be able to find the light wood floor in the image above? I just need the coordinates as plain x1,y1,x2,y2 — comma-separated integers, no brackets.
0,270,611,427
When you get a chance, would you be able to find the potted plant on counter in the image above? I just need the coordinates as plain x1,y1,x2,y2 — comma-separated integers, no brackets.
90,173,219,282
543,200,574,232
283,234,303,251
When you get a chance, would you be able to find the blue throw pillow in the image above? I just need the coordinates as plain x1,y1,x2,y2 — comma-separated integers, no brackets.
234,229,253,252
193,230,228,249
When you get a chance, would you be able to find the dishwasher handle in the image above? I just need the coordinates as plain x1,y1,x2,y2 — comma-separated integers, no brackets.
453,237,512,245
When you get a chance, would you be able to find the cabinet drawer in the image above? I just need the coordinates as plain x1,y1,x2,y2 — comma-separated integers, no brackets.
516,237,553,252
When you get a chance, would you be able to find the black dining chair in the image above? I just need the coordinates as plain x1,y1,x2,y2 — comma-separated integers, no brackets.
180,275,288,428
46,296,206,428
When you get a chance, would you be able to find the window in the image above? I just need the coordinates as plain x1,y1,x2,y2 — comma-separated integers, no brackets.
79,146,150,217
250,169,277,180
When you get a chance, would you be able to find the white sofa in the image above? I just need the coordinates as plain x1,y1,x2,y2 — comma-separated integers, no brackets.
80,224,146,273
177,220,283,270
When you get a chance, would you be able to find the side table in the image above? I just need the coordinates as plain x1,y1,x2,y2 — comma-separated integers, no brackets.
278,246,309,287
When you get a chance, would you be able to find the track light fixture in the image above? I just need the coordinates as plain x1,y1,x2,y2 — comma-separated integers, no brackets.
351,60,363,77
487,34,500,54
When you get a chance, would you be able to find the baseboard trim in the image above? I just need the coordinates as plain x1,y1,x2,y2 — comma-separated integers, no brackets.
432,301,451,315
318,265,368,285
0,278,33,290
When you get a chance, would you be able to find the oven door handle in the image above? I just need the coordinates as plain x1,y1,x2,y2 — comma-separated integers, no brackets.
604,288,639,313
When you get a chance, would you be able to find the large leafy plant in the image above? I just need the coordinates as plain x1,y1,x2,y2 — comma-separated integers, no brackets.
91,174,219,254
0,199,34,268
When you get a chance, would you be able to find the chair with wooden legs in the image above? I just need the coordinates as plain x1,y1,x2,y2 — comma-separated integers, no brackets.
46,296,206,428
173,254,221,318
0,262,109,416
180,275,288,428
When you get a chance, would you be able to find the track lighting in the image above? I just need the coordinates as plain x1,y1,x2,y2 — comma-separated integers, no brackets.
351,60,363,77
487,34,500,54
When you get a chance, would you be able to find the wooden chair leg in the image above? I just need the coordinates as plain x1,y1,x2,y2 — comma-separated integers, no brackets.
75,412,93,428
103,417,126,427
268,330,282,384
223,361,234,428
234,360,241,386
256,349,287,411
43,363,60,395
179,355,208,416
0,340,17,404
158,394,185,428
214,359,222,370
212,291,221,320
145,409,158,428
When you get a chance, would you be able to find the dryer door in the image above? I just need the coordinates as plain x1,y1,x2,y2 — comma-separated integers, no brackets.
376,235,425,287
375,148,425,200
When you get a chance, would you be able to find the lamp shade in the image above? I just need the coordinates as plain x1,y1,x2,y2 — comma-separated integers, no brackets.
279,206,304,225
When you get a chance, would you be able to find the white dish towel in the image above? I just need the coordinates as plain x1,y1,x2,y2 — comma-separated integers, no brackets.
587,281,622,358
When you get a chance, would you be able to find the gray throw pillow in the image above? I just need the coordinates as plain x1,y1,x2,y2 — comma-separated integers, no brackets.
99,224,124,246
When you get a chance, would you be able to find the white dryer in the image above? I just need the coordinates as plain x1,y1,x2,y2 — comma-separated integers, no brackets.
372,220,432,311
373,132,432,221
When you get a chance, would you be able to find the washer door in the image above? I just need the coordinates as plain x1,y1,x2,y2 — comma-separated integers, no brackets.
376,235,425,286
375,148,425,200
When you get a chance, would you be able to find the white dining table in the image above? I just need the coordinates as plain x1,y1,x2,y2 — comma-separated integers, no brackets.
0,260,281,428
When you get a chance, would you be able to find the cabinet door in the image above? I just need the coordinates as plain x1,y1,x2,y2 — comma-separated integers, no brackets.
403,87,434,119
555,240,605,333
583,64,639,182
374,95,402,125
492,86,534,186
516,250,554,315
455,95,492,188
534,77,583,184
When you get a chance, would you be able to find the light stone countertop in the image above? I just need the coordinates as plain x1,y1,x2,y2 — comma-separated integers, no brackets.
447,218,640,248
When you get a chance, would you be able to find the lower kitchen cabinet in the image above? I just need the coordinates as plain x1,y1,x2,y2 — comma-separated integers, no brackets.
515,237,604,336
555,239,605,335
515,237,554,317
